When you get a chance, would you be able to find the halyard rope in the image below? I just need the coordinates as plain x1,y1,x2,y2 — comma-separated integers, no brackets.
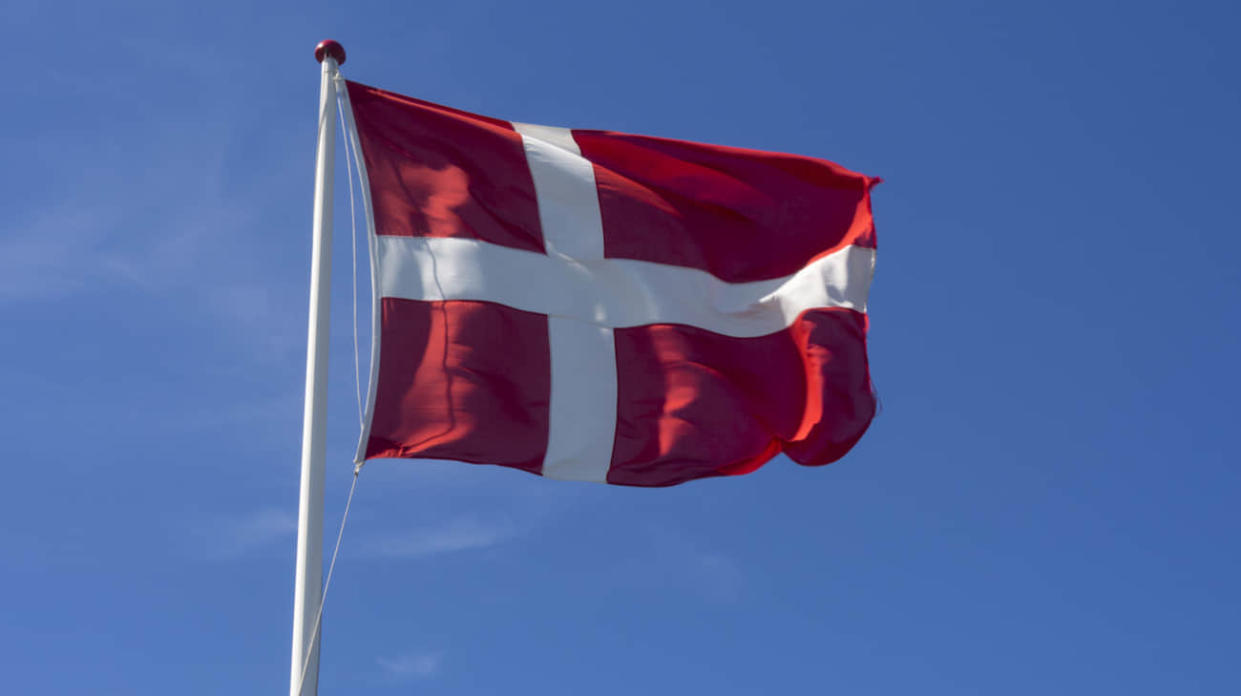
292,82,371,696
337,90,365,429
293,465,361,695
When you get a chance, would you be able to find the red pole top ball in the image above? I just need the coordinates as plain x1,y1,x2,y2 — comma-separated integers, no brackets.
314,40,346,65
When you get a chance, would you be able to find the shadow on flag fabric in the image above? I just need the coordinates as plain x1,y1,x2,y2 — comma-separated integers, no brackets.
346,80,879,487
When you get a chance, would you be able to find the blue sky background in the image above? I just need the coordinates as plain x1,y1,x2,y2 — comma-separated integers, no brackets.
3,0,1239,693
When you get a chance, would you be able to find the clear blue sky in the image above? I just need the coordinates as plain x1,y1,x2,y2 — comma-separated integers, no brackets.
3,1,1239,693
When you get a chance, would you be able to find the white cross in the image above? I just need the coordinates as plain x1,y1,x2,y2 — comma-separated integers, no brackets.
364,123,875,482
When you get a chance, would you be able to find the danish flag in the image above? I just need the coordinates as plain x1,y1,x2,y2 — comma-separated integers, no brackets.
346,80,879,487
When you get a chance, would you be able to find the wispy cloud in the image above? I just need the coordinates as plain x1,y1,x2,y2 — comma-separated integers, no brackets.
0,204,119,302
194,507,297,560
363,518,516,559
1,98,313,365
609,527,746,603
376,650,444,680
686,550,745,603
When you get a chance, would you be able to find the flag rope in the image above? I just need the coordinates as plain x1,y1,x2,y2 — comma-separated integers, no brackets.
293,463,362,696
337,91,365,430
293,76,372,696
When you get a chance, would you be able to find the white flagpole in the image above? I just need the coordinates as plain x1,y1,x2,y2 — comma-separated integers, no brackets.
291,38,346,696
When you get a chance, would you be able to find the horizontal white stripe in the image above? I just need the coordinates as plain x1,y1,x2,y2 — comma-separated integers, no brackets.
376,236,873,337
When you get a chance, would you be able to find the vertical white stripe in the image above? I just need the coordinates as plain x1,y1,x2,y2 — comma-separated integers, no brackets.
543,318,617,481
514,122,616,483
514,123,605,260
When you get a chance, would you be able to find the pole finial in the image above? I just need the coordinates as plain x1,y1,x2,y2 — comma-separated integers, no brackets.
314,40,346,65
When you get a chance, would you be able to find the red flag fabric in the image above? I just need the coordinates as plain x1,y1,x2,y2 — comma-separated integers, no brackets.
346,80,878,487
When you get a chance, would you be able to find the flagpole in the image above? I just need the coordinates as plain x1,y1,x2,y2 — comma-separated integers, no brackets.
291,38,346,696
